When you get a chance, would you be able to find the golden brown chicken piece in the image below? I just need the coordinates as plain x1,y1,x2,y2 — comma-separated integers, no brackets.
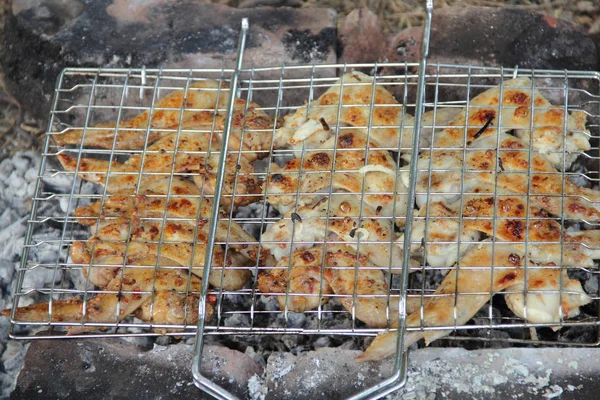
67,262,213,334
405,187,600,268
504,267,591,328
3,260,214,334
468,133,600,221
71,232,251,292
357,243,527,362
275,105,458,157
280,72,416,152
257,246,335,313
357,241,593,362
73,175,273,267
54,80,228,148
407,77,591,214
134,291,211,333
432,77,590,168
261,195,403,271
264,129,403,215
322,266,391,329
406,132,600,222
54,80,276,161
258,244,401,328
57,131,260,209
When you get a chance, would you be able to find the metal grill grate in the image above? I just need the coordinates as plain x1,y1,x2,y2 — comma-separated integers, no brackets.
6,2,600,399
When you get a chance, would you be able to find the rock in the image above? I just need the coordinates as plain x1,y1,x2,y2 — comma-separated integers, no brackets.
382,6,599,105
1,0,337,122
201,345,262,397
265,348,393,399
260,346,600,400
386,26,422,66
385,6,599,70
338,8,386,67
11,338,261,399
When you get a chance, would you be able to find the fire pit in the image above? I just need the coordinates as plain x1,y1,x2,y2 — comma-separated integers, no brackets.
2,1,600,399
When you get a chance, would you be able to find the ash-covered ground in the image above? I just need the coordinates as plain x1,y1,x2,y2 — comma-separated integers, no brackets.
0,152,42,397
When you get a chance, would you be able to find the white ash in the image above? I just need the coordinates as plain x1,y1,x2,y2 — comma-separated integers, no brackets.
0,152,44,398
248,373,267,400
386,347,592,400
398,355,508,398
0,152,109,398
269,352,295,383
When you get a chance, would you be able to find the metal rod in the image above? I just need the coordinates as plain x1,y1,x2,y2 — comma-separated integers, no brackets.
192,17,249,400
395,0,433,387
352,1,435,399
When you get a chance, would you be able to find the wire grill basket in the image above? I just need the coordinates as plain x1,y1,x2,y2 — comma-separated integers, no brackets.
6,1,600,399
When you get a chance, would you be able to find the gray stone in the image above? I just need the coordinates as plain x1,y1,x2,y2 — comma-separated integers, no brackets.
265,348,393,399
11,338,261,399
1,0,337,122
386,6,599,70
260,346,600,400
382,6,600,107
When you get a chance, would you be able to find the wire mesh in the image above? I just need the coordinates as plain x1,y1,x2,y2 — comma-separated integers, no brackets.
10,63,600,338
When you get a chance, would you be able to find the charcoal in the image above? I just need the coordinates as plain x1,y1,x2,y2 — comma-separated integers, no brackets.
224,313,252,328
312,336,331,348
558,325,599,344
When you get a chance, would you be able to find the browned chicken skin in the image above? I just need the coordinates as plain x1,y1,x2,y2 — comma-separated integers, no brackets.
72,175,272,268
280,72,417,152
265,129,406,216
258,244,420,327
3,259,215,334
57,130,260,209
261,195,403,270
54,80,276,161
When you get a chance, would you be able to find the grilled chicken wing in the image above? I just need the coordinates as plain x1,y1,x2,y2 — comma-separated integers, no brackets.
73,174,272,267
257,246,335,313
134,291,205,332
357,241,593,362
405,201,482,268
432,77,590,170
57,130,260,208
275,103,459,156
406,132,600,222
54,80,276,161
261,195,403,271
357,244,527,361
3,259,214,334
504,268,591,328
323,266,392,328
405,187,600,268
71,230,250,292
282,72,416,152
265,129,406,216
469,133,600,221
258,244,405,328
